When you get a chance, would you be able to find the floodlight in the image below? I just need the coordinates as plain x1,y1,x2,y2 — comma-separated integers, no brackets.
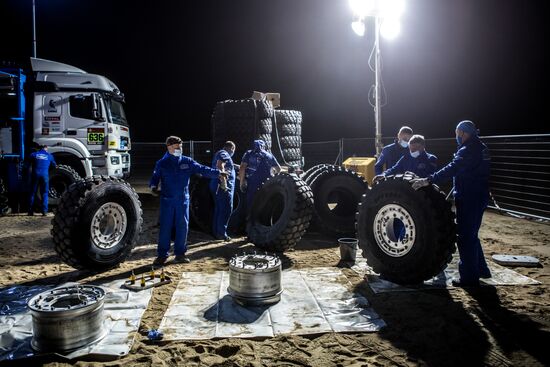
349,0,375,18
380,18,401,40
379,0,405,19
351,20,366,36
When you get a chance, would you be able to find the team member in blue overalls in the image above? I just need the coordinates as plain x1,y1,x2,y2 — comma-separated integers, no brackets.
374,126,414,175
375,134,438,179
210,141,236,241
412,121,491,286
28,145,56,216
238,140,281,210
150,136,226,265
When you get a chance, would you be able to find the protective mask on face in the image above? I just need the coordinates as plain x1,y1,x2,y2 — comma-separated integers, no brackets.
456,135,463,146
399,140,409,148
410,150,420,158
172,149,182,157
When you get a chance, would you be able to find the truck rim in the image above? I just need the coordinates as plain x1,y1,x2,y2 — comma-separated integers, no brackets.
373,203,416,257
90,202,127,249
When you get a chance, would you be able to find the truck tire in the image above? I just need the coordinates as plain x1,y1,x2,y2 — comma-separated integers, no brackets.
356,174,456,285
302,164,333,185
189,176,214,233
51,176,142,270
247,173,313,252
48,165,82,206
310,166,368,235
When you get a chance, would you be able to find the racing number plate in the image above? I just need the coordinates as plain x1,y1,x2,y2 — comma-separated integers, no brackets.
87,128,105,145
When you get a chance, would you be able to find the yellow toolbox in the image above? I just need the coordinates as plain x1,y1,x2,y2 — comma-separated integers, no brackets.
342,157,376,185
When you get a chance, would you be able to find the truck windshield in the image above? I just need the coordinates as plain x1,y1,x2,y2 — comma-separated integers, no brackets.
107,99,128,126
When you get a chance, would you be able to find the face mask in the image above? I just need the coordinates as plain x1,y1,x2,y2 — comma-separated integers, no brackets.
172,149,182,157
456,135,463,146
410,151,420,158
399,140,409,148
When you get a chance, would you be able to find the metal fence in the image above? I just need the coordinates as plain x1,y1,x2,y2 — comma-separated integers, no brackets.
131,134,550,221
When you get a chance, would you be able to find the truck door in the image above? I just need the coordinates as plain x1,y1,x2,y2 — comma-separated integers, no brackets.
66,93,106,151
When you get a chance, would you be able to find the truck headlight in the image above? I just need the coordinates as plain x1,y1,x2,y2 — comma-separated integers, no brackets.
110,156,120,165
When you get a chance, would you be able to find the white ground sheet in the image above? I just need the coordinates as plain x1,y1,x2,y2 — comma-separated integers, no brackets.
0,279,153,362
159,267,385,340
350,252,540,293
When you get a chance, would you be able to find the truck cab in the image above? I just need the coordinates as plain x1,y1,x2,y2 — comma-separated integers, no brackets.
31,58,131,178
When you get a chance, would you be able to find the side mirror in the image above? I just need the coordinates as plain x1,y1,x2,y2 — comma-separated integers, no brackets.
92,94,106,122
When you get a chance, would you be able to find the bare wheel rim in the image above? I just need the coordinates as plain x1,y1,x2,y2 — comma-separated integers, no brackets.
373,203,416,257
90,202,127,250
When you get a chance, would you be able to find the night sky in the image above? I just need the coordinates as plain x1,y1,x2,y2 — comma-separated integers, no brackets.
1,0,548,142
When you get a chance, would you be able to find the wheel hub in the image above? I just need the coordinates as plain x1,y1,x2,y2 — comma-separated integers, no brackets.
373,204,416,257
90,202,127,249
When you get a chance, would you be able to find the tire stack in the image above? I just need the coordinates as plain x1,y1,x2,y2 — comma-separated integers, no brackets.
0,178,11,216
356,174,456,284
272,110,303,169
211,99,273,162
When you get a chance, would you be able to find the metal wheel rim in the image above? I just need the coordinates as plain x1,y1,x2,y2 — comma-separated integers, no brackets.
90,202,127,249
373,203,416,257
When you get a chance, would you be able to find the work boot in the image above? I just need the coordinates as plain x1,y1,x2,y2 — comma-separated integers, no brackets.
224,236,232,241
174,255,191,264
153,256,168,266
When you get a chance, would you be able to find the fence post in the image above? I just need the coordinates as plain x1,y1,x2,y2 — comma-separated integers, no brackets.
339,138,344,166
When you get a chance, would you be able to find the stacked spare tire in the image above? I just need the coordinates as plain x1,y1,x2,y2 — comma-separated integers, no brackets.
356,173,456,285
272,110,303,169
211,99,273,161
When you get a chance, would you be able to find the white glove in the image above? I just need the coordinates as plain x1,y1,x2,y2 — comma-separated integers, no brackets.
373,175,385,184
150,186,159,197
411,178,430,190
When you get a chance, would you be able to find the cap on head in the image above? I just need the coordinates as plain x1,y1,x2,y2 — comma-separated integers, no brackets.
398,126,413,136
165,136,182,146
253,139,266,151
456,120,478,136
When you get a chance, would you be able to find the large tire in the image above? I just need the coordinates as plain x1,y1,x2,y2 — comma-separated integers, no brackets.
356,174,456,284
0,179,10,216
301,164,334,185
48,164,82,206
310,166,368,235
189,176,214,233
51,176,142,270
247,173,313,252
212,99,274,162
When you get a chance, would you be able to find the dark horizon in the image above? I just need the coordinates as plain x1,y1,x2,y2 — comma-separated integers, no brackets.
1,0,548,142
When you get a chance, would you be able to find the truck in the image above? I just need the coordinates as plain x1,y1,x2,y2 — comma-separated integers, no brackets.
0,57,131,213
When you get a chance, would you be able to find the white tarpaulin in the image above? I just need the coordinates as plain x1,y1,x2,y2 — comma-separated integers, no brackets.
0,279,153,362
160,267,385,340
351,252,540,293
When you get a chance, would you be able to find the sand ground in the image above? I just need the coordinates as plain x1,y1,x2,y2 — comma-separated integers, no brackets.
0,193,549,367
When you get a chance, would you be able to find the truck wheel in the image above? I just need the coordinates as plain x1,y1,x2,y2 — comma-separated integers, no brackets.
356,174,456,284
247,173,313,252
48,165,82,206
51,176,142,270
301,164,335,185
310,166,368,235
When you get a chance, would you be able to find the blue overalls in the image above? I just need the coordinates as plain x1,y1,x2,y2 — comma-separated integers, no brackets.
374,141,409,175
430,136,491,284
150,153,220,258
28,149,56,214
209,149,235,239
384,151,438,178
242,142,279,209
